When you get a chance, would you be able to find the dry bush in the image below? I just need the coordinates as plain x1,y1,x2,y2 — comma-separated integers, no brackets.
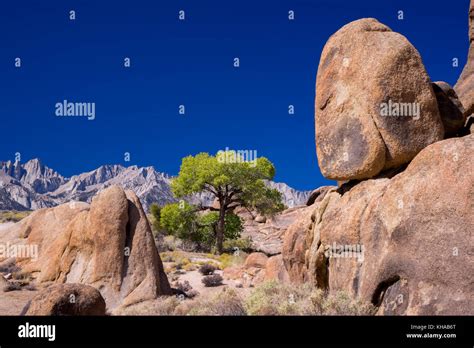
185,289,246,316
114,297,181,316
199,263,217,275
202,274,223,287
244,281,376,316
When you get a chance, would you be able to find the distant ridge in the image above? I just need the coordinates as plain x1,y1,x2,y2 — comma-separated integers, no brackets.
0,159,312,211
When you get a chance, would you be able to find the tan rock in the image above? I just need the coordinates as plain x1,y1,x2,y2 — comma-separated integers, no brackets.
285,135,474,315
24,284,106,316
240,206,311,255
244,252,268,269
1,186,171,310
455,0,474,116
315,18,443,181
264,255,290,283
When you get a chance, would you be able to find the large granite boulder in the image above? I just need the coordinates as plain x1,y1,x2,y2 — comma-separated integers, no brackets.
283,135,474,315
315,18,444,181
0,186,172,310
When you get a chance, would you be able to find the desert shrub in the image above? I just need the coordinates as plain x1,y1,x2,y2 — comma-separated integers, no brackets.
3,282,22,292
202,274,223,287
0,261,20,274
12,271,32,285
321,291,377,315
183,263,197,272
245,281,376,316
186,289,246,316
174,280,193,293
114,297,181,316
223,237,253,253
218,252,247,269
0,211,31,223
199,263,217,275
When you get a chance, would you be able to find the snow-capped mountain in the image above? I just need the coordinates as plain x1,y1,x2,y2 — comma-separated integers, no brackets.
0,159,311,211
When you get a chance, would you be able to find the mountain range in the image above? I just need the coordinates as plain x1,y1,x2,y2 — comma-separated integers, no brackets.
0,159,311,211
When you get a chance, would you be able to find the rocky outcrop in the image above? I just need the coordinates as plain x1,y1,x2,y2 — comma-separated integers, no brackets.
238,205,314,255
23,284,106,316
455,0,474,117
432,81,466,137
283,135,474,315
306,186,336,206
315,18,444,181
223,252,289,287
0,186,172,310
244,252,268,268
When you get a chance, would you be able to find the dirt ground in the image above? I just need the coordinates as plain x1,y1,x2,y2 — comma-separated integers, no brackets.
0,289,37,315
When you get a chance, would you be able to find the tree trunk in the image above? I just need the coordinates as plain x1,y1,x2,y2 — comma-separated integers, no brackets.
216,205,226,254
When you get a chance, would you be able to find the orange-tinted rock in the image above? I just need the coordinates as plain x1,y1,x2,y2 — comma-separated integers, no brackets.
316,18,443,181
24,284,106,316
1,186,171,310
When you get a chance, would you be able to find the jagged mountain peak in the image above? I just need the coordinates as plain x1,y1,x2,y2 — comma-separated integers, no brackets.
0,159,311,211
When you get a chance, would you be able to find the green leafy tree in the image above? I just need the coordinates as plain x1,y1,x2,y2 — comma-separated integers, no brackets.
171,151,284,254
159,202,243,251
149,203,163,233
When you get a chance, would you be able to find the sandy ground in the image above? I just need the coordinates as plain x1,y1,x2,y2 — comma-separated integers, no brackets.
0,289,38,315
0,222,15,232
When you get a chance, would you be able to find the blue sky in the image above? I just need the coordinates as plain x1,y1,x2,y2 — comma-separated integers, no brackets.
0,0,470,190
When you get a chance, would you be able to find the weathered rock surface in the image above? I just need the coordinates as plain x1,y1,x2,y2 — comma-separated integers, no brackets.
0,186,172,310
223,253,289,287
283,135,474,315
244,252,268,269
238,205,313,255
432,81,466,137
23,284,106,316
264,255,290,283
315,18,444,181
306,186,336,206
455,0,474,117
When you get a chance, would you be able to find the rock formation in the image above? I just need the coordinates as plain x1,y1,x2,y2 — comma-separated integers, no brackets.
432,81,466,137
223,252,289,287
23,284,106,316
237,205,314,255
315,18,444,181
283,135,473,314
265,11,474,315
0,186,172,310
455,0,474,117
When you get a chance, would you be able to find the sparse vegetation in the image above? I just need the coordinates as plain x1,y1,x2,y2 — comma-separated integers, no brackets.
115,281,375,316
223,237,253,253
0,211,31,223
244,281,376,316
202,274,223,287
186,289,246,316
199,263,217,275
